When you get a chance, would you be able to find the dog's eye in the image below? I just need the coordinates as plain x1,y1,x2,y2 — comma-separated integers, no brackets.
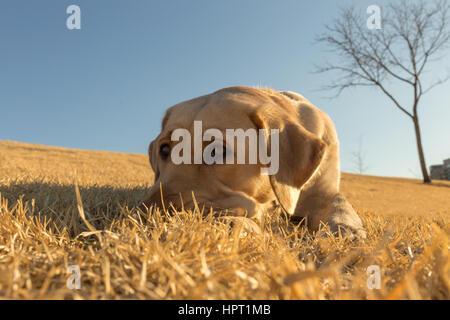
159,143,170,161
211,145,228,160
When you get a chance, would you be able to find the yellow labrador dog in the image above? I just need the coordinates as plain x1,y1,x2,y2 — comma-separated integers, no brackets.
142,86,366,238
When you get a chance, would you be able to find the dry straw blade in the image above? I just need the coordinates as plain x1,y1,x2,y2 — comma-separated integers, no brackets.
0,141,449,299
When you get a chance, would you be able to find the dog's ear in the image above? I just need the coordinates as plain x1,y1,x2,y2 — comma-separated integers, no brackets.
250,104,327,213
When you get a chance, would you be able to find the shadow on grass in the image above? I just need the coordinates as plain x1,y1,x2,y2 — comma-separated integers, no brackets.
0,181,149,236
1,181,310,239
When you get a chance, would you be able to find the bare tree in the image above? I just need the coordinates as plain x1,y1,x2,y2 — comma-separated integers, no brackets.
316,0,450,183
351,135,369,174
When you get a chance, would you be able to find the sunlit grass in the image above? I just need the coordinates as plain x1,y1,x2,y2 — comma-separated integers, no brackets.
0,140,448,299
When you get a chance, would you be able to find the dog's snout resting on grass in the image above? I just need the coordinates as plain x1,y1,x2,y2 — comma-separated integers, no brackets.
141,86,366,238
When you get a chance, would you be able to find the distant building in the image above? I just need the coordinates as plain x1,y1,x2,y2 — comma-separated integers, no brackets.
430,158,450,180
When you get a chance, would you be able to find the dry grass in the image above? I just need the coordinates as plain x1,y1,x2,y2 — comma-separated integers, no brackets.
0,140,449,299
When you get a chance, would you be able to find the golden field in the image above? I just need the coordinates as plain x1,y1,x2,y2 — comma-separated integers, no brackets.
0,140,449,299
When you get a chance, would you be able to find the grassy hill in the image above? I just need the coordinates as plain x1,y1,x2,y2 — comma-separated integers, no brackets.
0,140,448,299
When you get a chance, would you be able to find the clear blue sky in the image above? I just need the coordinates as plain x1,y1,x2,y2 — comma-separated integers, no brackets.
1,0,449,178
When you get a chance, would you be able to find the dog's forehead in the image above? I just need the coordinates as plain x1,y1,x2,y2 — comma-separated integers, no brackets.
163,93,258,132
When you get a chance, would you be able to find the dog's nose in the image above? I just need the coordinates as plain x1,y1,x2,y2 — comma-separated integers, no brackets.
138,190,160,212
138,190,182,213
138,201,151,212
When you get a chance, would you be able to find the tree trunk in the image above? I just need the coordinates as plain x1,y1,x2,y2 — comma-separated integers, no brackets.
412,115,431,183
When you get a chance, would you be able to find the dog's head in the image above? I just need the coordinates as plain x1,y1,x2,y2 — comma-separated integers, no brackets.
141,87,326,217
